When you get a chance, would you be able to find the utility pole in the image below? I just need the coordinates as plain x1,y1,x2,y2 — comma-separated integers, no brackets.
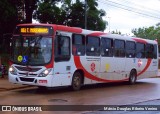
107,17,111,32
85,0,87,29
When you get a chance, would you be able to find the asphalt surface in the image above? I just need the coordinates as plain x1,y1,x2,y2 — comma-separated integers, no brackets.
0,76,32,92
1,74,160,114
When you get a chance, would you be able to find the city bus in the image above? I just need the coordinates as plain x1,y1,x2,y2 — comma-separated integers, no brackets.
9,24,158,90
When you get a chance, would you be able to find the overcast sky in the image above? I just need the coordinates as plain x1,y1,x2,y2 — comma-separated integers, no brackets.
98,0,160,35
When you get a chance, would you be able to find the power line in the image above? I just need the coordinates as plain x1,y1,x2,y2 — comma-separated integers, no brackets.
104,0,160,19
116,0,160,15
99,0,160,20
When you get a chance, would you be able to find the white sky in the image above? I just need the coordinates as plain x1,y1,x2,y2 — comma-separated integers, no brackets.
98,0,160,35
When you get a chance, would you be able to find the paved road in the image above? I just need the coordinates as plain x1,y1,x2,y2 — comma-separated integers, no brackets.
0,78,160,114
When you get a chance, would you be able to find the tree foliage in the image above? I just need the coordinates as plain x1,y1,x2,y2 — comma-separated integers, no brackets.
111,30,121,35
0,0,38,53
0,0,18,50
132,25,160,53
33,0,107,31
24,0,37,23
33,0,62,24
132,25,160,43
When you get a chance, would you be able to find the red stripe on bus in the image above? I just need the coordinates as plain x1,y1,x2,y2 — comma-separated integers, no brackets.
132,38,147,44
45,63,53,69
88,32,107,37
137,59,152,76
55,25,82,34
74,56,128,82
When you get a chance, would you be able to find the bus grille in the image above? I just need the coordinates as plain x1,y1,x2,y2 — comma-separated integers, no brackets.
15,66,41,72
18,73,37,77
19,77,34,82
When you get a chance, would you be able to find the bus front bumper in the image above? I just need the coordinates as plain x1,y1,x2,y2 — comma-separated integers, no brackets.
9,73,52,87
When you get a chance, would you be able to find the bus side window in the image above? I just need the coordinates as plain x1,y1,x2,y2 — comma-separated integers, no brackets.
114,40,125,57
101,37,113,57
136,43,145,58
146,44,154,58
126,41,135,58
55,35,70,62
86,36,100,56
72,34,85,56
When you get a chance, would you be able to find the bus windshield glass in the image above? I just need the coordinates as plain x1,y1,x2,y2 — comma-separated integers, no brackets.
11,35,52,65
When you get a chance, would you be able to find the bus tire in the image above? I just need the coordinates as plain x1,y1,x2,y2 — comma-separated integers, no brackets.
71,72,82,91
129,70,137,85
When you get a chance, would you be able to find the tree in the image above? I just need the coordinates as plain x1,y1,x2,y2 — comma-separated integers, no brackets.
86,0,106,31
132,25,160,41
33,0,107,31
0,0,38,54
24,0,37,23
132,24,160,52
0,0,18,51
111,30,121,34
33,0,62,24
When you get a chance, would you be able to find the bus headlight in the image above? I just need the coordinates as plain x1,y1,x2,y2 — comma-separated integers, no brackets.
9,66,17,75
38,68,52,77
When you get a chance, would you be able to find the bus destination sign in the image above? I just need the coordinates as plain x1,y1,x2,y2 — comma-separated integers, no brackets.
20,27,49,34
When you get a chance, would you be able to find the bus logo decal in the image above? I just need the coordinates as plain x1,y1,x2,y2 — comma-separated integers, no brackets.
138,59,142,67
91,63,95,72
137,59,152,76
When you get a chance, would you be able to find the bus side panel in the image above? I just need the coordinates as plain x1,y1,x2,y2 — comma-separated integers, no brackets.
100,57,114,80
136,58,149,79
111,57,126,80
100,57,126,81
80,56,101,84
52,61,72,87
125,58,137,78
148,58,158,77
149,44,159,77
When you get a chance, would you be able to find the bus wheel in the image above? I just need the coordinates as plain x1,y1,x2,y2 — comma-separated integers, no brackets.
129,70,137,85
72,72,82,91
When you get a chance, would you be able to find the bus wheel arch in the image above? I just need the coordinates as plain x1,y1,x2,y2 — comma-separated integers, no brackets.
129,69,137,85
71,69,84,91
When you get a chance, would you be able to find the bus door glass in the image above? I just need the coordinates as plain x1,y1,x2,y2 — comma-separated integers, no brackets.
54,33,71,86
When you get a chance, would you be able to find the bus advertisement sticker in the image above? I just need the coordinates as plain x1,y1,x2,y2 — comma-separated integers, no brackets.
105,64,110,71
22,56,28,63
17,55,23,62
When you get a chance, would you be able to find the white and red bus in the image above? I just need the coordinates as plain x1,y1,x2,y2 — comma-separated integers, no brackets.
9,24,158,90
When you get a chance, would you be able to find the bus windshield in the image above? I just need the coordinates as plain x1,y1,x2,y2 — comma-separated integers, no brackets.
11,35,52,65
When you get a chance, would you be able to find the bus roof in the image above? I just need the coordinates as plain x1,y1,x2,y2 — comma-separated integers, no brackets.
16,23,158,44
